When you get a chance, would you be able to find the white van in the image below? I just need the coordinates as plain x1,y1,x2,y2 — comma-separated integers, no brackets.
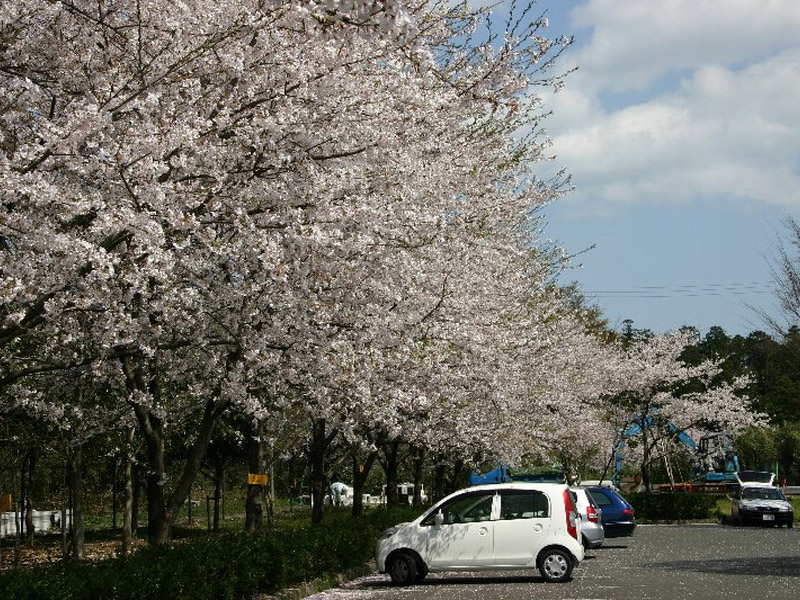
377,482,584,584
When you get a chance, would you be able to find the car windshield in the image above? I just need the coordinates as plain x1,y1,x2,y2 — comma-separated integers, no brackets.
741,487,785,500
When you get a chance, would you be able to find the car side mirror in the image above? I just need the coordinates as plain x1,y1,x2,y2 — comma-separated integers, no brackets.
434,510,444,526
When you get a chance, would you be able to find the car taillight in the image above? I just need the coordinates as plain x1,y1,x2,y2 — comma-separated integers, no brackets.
586,504,599,524
622,508,634,518
563,490,578,540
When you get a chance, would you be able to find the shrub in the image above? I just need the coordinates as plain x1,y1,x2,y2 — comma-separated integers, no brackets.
0,506,424,600
627,492,719,522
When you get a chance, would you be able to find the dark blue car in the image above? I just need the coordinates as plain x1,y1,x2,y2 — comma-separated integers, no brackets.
586,487,636,538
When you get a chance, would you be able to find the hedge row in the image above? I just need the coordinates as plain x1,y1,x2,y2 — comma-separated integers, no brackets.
0,507,421,600
626,492,719,522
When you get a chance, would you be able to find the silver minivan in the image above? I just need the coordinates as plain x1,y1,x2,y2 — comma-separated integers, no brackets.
377,482,585,584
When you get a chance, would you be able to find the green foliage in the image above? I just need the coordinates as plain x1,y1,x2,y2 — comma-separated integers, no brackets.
735,422,800,484
685,327,800,424
0,506,423,600
735,425,779,473
627,492,719,522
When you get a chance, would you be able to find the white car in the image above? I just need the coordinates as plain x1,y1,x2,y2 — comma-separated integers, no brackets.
377,482,584,585
732,483,794,527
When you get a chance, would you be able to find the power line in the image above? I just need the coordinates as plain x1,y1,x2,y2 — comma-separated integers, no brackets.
582,281,773,299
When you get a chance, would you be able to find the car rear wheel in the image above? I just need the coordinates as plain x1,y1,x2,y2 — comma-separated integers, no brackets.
538,548,573,583
388,551,419,586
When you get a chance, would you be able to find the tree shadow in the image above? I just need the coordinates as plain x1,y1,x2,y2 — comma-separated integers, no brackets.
650,557,800,578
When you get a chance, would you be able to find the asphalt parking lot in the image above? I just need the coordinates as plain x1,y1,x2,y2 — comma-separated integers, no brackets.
305,524,800,600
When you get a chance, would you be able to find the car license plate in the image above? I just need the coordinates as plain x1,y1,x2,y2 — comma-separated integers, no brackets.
763,514,775,521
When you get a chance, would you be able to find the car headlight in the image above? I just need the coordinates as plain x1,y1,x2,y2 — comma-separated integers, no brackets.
382,526,400,539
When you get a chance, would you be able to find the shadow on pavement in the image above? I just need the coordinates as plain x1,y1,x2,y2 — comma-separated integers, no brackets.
650,557,800,578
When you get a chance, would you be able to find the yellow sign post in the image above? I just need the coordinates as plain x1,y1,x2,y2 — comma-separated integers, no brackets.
247,474,268,486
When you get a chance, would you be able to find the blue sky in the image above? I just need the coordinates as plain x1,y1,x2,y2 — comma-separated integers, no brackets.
515,0,800,337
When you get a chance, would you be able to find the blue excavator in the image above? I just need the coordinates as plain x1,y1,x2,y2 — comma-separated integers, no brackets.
605,415,740,488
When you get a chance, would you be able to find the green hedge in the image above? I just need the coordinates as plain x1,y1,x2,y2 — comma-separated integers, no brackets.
627,492,719,522
0,506,422,600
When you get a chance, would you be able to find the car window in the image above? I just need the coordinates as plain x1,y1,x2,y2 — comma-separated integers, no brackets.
421,492,495,526
574,490,597,511
587,489,612,507
499,489,550,520
741,487,786,501
568,490,579,516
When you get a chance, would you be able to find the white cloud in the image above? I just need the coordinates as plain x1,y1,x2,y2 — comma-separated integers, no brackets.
540,1,800,214
569,0,800,93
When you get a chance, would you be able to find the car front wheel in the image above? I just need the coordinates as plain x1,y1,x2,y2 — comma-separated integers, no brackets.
388,551,419,586
537,548,574,583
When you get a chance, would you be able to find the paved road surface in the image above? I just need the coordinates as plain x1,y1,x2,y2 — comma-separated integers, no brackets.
306,524,800,599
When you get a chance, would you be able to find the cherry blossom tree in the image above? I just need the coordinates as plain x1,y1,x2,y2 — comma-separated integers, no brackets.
532,326,619,482
2,360,129,558
605,329,765,491
2,0,434,541
2,0,583,540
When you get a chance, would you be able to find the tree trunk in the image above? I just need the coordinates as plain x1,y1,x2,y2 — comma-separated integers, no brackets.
411,447,425,506
131,461,140,534
433,462,446,503
143,421,171,545
380,440,401,506
307,418,340,524
11,459,20,567
68,445,85,560
309,419,328,525
245,420,267,533
61,505,67,563
112,454,120,530
13,496,20,567
21,450,30,544
212,464,223,531
351,450,377,517
447,459,465,496
119,352,229,545
268,462,275,526
641,428,652,493
121,427,136,554
287,456,297,515
25,449,37,545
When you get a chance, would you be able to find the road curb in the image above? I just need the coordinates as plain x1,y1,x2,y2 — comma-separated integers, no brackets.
256,561,377,600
